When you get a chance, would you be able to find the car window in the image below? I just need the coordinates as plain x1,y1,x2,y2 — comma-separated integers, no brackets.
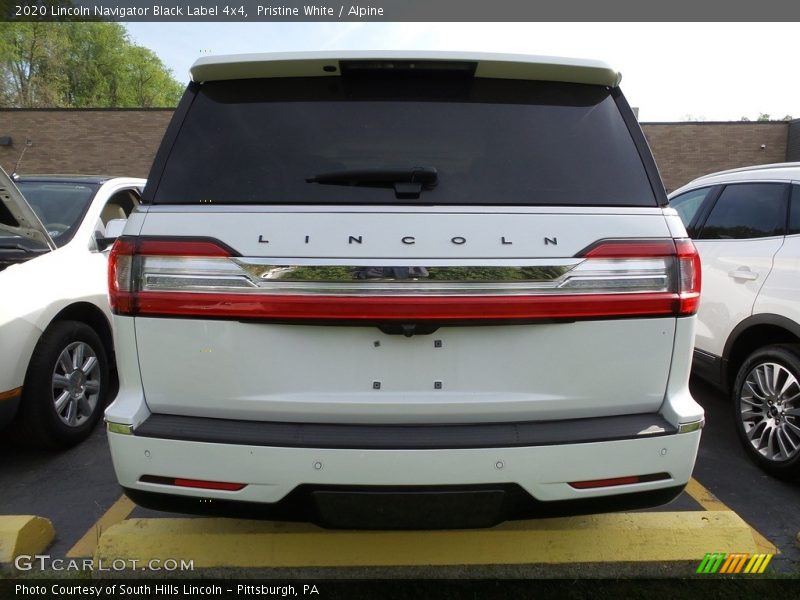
151,77,657,207
698,182,787,240
669,187,714,231
789,184,800,236
101,189,141,225
13,182,99,248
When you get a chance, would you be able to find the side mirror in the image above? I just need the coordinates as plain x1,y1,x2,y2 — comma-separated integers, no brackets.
94,218,127,251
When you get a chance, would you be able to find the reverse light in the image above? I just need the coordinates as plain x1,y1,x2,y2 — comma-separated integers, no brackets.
108,237,701,322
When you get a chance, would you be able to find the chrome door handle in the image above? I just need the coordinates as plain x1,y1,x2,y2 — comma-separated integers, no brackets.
728,269,759,281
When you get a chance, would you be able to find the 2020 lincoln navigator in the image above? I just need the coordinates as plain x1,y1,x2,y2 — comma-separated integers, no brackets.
105,51,704,528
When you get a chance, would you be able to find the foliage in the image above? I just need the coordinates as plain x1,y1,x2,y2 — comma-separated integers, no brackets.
741,114,794,122
0,22,183,107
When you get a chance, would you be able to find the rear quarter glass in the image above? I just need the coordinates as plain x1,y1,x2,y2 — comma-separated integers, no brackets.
146,77,658,207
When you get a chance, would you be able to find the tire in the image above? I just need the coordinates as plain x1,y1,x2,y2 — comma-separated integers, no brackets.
10,320,109,449
731,344,800,480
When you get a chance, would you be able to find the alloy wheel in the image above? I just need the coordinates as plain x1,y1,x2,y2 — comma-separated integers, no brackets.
739,361,800,462
51,341,101,427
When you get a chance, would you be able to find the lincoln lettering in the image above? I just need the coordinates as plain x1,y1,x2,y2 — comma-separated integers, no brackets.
256,235,559,246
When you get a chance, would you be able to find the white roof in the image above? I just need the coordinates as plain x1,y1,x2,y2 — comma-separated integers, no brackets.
676,162,800,191
671,162,800,196
190,51,621,87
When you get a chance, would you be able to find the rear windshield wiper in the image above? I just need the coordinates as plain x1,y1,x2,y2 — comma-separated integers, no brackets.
306,167,438,199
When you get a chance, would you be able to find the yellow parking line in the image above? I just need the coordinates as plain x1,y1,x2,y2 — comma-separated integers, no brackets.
685,477,777,554
95,511,762,568
66,495,136,558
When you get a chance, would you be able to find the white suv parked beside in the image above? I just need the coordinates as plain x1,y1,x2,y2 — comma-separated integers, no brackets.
106,51,704,528
670,162,800,479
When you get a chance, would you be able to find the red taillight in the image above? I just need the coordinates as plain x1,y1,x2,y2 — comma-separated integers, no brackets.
108,237,136,315
581,239,676,258
173,478,245,491
675,239,701,316
581,238,701,317
132,291,680,321
569,472,670,489
140,475,245,491
136,239,232,257
109,237,701,321
109,237,233,316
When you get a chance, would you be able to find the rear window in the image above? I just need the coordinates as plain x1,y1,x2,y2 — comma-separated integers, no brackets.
150,76,657,207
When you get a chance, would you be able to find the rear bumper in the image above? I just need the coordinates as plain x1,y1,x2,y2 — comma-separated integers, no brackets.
122,482,687,529
133,411,679,449
108,421,701,527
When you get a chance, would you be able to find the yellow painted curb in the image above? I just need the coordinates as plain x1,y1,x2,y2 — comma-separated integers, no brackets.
0,516,55,564
96,511,762,568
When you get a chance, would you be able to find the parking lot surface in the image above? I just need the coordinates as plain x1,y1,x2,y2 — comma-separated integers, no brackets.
1,378,798,578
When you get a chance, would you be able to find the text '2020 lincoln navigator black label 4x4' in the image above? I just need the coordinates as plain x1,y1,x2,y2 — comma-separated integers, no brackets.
106,52,703,528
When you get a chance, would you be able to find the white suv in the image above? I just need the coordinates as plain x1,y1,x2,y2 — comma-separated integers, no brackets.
105,51,704,528
669,163,800,479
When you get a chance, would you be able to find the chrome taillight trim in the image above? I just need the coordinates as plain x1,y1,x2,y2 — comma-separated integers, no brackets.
109,236,700,319
137,257,674,297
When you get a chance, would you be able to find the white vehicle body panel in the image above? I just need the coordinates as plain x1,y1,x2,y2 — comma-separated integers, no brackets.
190,50,622,86
754,233,800,323
135,208,671,259
109,429,701,504
135,317,676,424
0,178,145,393
693,236,784,356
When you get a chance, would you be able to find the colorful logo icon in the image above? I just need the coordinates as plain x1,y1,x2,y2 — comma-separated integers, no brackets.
696,553,773,574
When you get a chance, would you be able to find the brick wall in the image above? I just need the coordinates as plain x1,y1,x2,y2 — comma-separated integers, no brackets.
642,122,789,192
0,110,791,193
786,119,800,162
0,109,174,179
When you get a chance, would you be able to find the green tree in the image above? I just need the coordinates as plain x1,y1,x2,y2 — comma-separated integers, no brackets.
0,22,69,107
0,22,182,108
124,45,184,108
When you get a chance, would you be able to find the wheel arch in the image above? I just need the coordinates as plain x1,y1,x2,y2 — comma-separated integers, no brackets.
45,303,115,368
723,314,800,391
